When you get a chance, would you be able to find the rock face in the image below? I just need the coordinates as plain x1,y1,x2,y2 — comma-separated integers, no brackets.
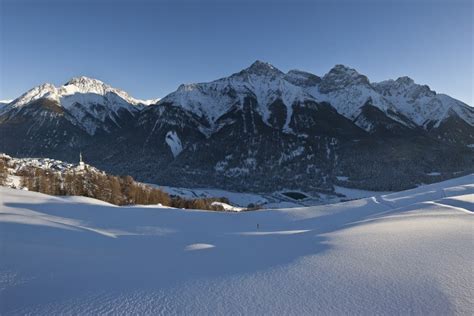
0,61,473,192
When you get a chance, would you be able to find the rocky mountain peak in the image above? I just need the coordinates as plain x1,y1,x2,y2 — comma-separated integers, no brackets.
235,60,284,77
63,76,114,96
65,76,106,86
395,76,415,85
373,76,436,99
319,64,370,93
9,83,59,108
61,76,156,107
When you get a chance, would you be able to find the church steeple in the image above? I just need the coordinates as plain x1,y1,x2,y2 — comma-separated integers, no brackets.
78,151,85,170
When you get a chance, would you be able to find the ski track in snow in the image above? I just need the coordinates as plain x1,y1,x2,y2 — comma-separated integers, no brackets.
0,175,473,315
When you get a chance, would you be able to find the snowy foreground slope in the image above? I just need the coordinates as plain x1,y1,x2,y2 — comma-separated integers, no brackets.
0,176,473,315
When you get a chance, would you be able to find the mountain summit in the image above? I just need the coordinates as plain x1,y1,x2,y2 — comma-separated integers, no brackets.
319,64,370,93
238,60,284,77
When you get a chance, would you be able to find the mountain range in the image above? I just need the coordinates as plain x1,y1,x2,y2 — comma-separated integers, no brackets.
0,61,473,193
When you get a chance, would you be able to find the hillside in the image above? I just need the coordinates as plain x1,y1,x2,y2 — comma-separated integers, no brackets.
0,175,472,314
0,154,230,211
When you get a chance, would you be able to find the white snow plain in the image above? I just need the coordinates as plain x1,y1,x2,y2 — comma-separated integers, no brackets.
0,175,473,315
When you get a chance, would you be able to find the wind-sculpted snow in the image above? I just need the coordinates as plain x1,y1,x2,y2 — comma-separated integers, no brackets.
0,175,473,315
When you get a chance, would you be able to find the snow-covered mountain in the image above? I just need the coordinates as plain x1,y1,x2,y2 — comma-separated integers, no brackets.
160,61,316,133
306,65,417,130
0,61,472,192
373,77,474,127
0,100,13,115
160,61,473,134
4,76,156,135
161,62,397,133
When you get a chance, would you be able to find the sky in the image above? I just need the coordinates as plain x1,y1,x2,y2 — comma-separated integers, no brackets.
0,0,472,105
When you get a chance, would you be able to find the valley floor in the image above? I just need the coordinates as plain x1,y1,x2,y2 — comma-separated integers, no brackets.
0,176,473,315
156,183,391,209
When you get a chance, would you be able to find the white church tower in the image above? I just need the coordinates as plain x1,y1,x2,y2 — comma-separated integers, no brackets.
78,151,85,170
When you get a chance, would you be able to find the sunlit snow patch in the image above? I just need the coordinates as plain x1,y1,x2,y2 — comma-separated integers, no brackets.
211,201,245,212
184,243,215,251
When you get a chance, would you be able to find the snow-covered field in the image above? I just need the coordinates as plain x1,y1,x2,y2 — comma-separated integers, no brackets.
157,184,388,208
0,175,473,315
157,185,269,207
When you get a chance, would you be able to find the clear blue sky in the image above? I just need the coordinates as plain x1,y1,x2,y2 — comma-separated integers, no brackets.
1,0,472,105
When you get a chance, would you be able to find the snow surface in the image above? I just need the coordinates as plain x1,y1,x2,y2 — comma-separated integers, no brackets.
1,175,473,314
184,243,216,251
334,185,392,201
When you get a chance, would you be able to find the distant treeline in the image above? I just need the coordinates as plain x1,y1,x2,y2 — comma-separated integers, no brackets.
0,158,230,211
